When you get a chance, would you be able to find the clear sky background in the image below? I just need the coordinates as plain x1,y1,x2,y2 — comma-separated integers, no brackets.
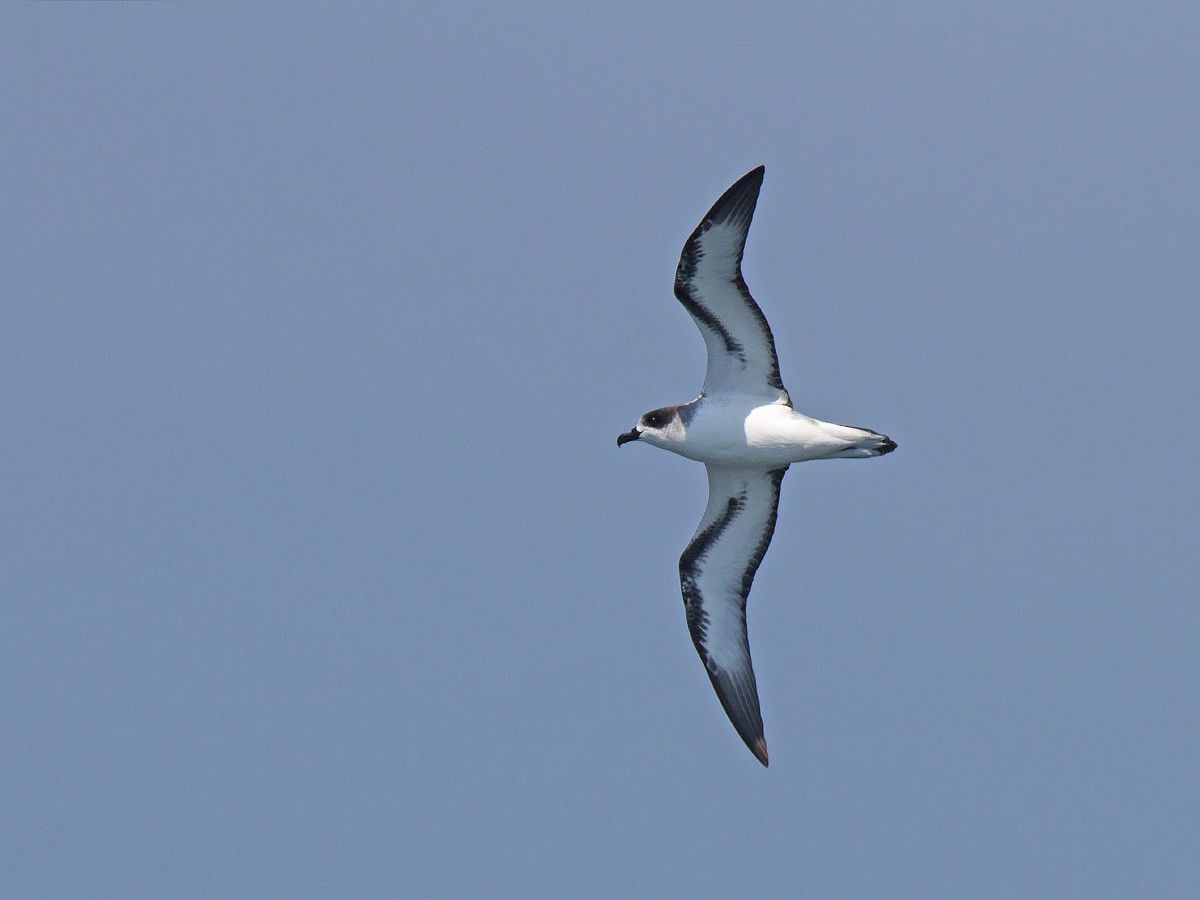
3,4,1198,898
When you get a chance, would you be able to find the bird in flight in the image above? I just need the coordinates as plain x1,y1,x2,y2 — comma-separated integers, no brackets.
618,166,896,766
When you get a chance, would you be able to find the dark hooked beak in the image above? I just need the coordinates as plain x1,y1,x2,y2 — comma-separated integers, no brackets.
616,427,642,447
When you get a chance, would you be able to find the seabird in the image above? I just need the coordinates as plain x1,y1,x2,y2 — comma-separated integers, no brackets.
618,166,896,766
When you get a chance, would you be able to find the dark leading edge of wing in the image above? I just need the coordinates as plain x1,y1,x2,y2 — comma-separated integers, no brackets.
673,166,788,400
679,466,787,766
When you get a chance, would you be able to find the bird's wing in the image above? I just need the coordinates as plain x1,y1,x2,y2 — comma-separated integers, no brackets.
673,166,790,404
679,464,787,766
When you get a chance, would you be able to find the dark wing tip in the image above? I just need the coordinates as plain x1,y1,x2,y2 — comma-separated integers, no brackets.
732,164,766,188
708,665,768,768
702,165,765,229
753,736,769,767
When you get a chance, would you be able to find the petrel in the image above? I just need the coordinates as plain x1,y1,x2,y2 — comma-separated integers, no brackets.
618,166,896,766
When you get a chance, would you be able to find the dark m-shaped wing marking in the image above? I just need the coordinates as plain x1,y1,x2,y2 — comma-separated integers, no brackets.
679,465,788,766
673,166,789,403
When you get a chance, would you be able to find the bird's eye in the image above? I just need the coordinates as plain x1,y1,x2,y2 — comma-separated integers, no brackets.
641,407,675,429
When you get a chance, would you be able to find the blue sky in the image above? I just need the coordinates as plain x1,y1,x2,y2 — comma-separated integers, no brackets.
3,4,1198,897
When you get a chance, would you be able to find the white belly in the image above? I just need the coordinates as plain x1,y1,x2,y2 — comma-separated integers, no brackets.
672,400,861,467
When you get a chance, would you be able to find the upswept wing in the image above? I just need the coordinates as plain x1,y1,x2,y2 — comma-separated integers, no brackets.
679,464,787,766
673,166,789,403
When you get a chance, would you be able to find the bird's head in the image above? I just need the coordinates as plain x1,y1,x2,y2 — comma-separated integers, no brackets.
617,405,685,449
